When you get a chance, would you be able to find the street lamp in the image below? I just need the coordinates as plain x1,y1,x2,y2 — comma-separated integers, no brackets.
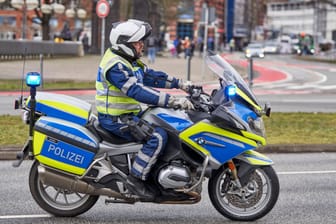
0,0,86,40
11,0,38,10
76,8,87,19
2,0,64,39
65,0,87,19
65,8,87,19
51,2,65,14
40,3,52,14
38,2,65,40
40,2,65,15
10,0,38,39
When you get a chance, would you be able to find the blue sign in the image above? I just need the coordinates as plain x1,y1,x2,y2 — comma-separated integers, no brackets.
40,138,94,169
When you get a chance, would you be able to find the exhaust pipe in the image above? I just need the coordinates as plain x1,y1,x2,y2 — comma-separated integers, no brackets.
38,165,132,201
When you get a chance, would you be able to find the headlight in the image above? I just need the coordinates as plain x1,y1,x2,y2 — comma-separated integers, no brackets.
248,117,265,137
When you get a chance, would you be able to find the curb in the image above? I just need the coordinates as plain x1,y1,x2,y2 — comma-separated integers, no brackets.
0,147,21,160
1,144,336,161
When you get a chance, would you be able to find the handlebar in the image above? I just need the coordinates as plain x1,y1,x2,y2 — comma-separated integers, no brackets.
187,85,213,112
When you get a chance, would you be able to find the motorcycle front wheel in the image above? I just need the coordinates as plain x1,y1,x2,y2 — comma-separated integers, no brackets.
208,165,279,221
29,161,99,217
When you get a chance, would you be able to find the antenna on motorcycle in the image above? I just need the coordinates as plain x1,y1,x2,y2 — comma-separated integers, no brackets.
14,47,27,110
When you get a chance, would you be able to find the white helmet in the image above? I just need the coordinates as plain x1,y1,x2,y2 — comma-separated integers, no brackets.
109,19,152,58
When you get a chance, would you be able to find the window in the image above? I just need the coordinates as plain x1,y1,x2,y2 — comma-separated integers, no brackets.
332,30,336,42
177,22,193,40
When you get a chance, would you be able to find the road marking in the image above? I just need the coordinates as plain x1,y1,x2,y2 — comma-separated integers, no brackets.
1,171,336,220
275,98,336,103
0,214,51,219
278,170,336,175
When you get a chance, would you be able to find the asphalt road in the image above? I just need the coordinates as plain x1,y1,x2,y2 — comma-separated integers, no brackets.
258,93,336,113
1,153,336,224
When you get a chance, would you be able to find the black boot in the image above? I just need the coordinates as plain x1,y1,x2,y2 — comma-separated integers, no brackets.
126,175,155,201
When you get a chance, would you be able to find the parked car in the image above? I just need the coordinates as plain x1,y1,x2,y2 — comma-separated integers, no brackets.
263,41,280,54
245,43,264,58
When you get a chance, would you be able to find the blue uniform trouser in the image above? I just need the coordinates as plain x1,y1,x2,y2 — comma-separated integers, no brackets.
98,113,167,180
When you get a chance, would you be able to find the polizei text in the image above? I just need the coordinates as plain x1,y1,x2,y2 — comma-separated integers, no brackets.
47,143,85,165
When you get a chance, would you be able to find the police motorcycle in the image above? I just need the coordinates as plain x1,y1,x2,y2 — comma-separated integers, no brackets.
13,51,279,221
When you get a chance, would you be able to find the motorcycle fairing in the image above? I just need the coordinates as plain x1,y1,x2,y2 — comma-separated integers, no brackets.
238,150,273,166
156,113,193,131
179,121,258,164
236,88,262,113
224,98,266,143
240,130,266,146
27,92,92,125
227,100,257,127
33,117,98,175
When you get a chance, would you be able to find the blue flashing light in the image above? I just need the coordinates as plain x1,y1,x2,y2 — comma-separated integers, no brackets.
226,85,236,97
26,72,41,87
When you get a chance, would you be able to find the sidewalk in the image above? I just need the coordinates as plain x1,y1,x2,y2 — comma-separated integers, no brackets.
0,51,288,97
0,52,220,83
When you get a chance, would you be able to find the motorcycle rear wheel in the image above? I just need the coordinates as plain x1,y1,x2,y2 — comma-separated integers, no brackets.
208,165,279,221
29,161,99,217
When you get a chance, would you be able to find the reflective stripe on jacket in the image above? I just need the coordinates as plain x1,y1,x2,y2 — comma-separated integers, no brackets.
96,50,141,116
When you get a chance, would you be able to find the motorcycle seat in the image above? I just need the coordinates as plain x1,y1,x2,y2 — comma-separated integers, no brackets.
91,119,133,144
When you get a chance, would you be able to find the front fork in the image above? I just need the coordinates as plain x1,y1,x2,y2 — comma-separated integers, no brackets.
226,160,256,200
227,160,243,188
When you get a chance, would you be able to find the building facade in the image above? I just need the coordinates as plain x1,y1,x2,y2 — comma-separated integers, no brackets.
0,0,92,41
266,0,336,43
163,0,226,53
4,0,335,55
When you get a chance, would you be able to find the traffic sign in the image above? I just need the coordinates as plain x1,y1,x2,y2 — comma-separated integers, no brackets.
96,0,110,18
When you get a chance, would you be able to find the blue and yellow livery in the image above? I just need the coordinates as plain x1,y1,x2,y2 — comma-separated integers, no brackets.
27,92,92,125
33,117,99,175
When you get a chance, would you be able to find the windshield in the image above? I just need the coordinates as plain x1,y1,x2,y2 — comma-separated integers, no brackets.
205,52,259,106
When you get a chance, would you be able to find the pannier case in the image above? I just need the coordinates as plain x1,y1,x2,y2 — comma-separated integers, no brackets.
33,116,99,175
28,92,92,125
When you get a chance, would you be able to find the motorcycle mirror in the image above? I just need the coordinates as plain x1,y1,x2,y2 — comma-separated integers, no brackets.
264,103,271,117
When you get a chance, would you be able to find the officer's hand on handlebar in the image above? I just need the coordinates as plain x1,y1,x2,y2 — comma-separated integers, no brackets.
167,96,194,110
178,80,193,92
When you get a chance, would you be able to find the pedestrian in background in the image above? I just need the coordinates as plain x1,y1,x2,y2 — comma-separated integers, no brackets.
82,33,89,54
147,36,157,64
229,38,235,53
61,23,72,41
173,38,182,58
167,41,176,57
182,36,191,59
197,36,204,57
207,36,214,51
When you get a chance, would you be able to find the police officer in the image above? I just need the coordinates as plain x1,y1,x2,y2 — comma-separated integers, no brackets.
95,19,194,200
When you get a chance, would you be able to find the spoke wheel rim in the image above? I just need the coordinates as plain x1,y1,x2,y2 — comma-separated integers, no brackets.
37,176,91,211
216,169,272,217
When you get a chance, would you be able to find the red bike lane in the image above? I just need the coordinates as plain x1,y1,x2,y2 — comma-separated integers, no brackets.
221,54,288,84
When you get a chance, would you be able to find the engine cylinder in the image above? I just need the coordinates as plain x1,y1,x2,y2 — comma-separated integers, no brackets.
158,165,191,189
